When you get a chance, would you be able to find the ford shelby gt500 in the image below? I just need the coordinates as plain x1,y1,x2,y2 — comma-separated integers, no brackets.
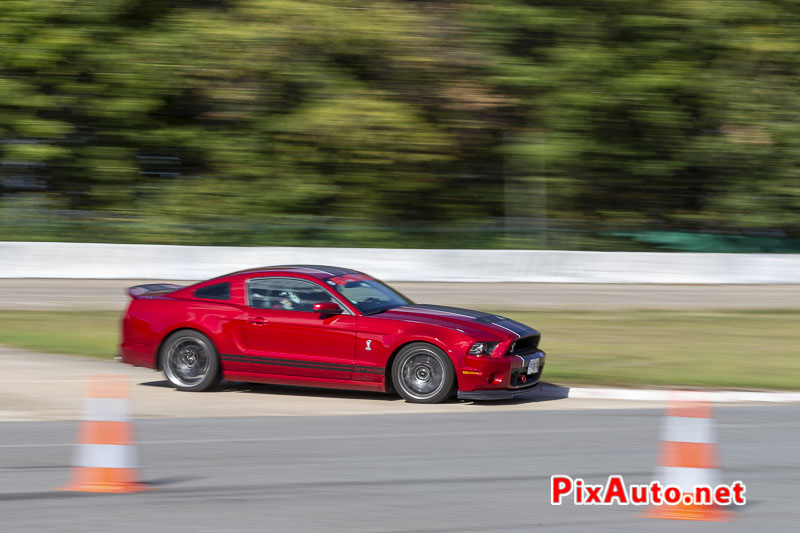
119,266,546,403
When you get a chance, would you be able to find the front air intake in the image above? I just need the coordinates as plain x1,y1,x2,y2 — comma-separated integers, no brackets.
508,334,540,355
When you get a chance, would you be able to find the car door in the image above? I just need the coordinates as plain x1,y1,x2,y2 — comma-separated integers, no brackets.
232,276,357,379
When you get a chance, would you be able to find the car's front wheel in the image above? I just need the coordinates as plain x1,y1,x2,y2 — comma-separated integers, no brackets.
392,342,455,403
161,330,221,392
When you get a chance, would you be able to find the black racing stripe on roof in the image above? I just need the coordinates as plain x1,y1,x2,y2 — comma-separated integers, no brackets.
271,265,362,276
232,265,363,277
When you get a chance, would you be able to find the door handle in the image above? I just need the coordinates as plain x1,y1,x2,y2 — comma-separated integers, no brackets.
248,317,269,325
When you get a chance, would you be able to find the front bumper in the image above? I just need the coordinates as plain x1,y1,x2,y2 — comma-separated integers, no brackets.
458,382,542,400
457,350,546,400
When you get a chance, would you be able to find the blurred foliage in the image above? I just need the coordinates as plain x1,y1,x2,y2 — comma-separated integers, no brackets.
2,0,800,249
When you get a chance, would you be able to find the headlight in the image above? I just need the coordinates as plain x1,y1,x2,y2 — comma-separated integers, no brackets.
468,342,498,356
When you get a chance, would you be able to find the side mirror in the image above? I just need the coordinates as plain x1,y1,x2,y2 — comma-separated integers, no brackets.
313,302,342,314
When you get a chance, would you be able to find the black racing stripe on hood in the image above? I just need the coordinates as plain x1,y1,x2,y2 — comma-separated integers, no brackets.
406,305,535,337
489,318,533,337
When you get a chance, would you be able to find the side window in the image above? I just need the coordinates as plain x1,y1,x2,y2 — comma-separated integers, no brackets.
194,282,230,300
248,278,336,312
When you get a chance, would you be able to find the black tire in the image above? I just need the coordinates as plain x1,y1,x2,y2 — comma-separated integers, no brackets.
160,330,221,392
391,342,455,404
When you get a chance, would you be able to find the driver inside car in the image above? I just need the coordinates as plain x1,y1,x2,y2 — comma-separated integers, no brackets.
271,289,302,310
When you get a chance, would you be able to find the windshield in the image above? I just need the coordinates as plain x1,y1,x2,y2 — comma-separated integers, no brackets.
325,274,412,314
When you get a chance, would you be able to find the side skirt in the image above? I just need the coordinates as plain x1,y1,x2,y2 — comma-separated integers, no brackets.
222,371,388,393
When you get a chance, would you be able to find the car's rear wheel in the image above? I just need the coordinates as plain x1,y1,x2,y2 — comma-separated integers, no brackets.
392,342,455,404
161,330,220,392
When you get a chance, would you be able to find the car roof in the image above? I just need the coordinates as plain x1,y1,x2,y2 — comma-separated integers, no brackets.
230,265,365,280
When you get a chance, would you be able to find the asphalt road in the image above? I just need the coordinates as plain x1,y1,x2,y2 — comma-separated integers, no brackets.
3,279,800,310
2,277,798,532
0,345,665,422
1,406,798,532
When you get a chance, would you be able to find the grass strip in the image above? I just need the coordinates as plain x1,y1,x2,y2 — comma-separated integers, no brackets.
0,309,797,389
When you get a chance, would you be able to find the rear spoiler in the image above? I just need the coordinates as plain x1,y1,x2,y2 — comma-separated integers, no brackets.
127,283,183,298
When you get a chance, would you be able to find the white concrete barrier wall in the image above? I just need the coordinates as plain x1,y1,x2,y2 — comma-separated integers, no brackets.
1,241,799,283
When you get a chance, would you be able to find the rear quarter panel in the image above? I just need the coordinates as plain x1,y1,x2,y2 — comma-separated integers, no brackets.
120,297,243,368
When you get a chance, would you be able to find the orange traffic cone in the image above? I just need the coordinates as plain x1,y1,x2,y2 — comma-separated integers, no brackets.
644,398,728,521
61,374,149,493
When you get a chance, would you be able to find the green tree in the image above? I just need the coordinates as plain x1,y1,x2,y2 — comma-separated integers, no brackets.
2,0,800,248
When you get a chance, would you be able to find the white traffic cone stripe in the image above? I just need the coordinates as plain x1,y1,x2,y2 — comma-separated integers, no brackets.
75,443,138,469
661,416,714,444
84,398,129,422
654,466,721,493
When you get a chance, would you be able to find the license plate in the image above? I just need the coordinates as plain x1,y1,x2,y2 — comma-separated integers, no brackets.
527,358,540,374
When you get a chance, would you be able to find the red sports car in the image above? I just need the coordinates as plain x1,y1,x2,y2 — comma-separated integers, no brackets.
119,266,546,403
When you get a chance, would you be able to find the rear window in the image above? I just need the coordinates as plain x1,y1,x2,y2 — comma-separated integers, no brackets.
194,282,230,300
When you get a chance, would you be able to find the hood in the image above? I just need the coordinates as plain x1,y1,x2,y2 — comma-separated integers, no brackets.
375,304,538,340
